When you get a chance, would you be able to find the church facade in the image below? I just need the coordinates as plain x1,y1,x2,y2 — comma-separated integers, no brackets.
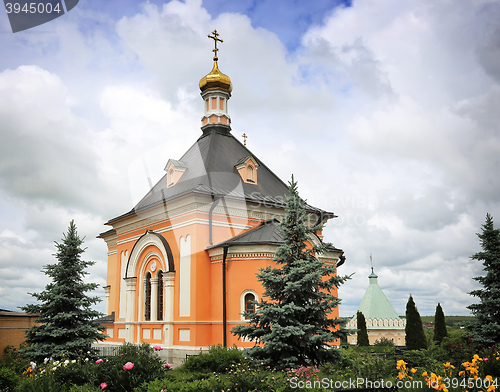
97,31,344,363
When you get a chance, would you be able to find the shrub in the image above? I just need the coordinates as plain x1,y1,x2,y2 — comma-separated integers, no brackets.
13,343,168,392
68,384,102,392
0,366,19,391
91,343,167,392
374,337,395,347
141,363,292,392
322,348,395,380
2,344,30,375
182,345,247,374
441,331,475,366
399,349,443,374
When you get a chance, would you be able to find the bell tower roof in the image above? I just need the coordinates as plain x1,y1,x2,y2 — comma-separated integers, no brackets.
199,30,232,130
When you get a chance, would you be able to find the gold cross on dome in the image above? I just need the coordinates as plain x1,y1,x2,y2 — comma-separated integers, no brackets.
208,29,223,60
242,133,247,146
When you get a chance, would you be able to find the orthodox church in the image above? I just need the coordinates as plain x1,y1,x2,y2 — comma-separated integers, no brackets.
346,266,406,346
96,31,345,364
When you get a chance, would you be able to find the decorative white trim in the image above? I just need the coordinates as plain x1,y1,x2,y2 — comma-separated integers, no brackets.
112,320,251,325
346,317,406,330
117,219,251,246
179,235,191,317
235,156,259,170
119,251,129,320
126,233,172,277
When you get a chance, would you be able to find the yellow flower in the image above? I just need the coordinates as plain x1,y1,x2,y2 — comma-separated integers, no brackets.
422,371,428,377
398,372,405,380
411,368,417,374
397,359,407,369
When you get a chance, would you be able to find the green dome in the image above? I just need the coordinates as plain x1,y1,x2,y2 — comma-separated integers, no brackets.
356,268,401,322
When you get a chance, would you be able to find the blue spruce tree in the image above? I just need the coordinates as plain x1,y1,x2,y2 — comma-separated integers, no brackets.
21,221,106,362
232,177,350,369
467,213,500,347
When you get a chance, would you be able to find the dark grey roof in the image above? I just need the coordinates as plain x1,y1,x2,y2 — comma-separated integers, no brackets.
168,159,188,168
98,228,116,238
207,219,283,249
235,155,254,166
207,219,343,253
106,125,335,224
94,311,115,324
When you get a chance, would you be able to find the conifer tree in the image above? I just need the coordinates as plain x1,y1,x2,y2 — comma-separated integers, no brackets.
467,213,500,347
232,177,350,369
356,311,370,346
405,295,427,350
433,303,447,344
21,221,106,363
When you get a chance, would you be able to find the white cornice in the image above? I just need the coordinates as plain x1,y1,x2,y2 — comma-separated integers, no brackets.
116,218,252,246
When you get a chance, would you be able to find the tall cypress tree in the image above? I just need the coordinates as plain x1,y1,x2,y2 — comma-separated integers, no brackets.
405,295,427,350
356,311,370,346
433,303,448,344
21,221,106,363
467,213,500,347
232,177,350,369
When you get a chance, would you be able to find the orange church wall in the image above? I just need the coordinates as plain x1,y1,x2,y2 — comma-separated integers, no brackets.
191,250,212,322
99,196,343,349
105,251,119,317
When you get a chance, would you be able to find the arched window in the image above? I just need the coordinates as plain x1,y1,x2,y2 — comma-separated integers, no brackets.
157,271,164,321
247,165,254,182
245,293,255,313
144,272,151,321
240,290,258,321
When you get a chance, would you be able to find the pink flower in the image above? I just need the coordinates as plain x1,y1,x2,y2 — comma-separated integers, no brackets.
123,362,134,370
153,345,163,351
164,363,172,369
100,382,107,389
95,359,103,364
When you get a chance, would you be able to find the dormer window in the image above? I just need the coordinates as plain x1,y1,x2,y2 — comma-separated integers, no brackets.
164,159,188,187
247,165,254,182
169,169,174,186
235,156,259,184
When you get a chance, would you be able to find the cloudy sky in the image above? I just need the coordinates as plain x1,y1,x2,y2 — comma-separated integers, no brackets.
1,0,499,319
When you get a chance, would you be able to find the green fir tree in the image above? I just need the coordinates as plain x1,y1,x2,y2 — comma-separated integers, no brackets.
231,176,350,369
467,213,500,347
356,311,370,346
405,295,427,350
21,221,106,363
433,303,448,344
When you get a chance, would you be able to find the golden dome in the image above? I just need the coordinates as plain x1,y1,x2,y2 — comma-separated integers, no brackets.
199,60,232,93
